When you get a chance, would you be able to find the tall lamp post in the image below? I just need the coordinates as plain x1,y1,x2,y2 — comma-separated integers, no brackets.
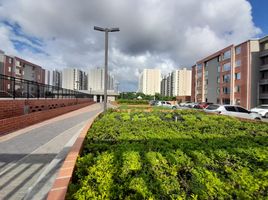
94,26,120,111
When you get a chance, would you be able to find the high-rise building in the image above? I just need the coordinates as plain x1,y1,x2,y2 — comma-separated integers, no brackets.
191,37,268,109
160,73,173,96
138,69,161,95
87,67,114,92
62,68,87,90
45,69,62,87
171,68,192,96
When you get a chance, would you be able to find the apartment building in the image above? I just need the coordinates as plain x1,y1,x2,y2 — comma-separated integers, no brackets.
138,69,161,95
45,69,62,87
171,68,192,96
160,73,172,96
191,39,263,109
87,68,114,92
259,36,268,104
62,68,87,90
161,68,192,97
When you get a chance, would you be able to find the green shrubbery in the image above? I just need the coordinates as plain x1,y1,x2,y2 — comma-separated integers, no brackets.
117,99,149,105
67,110,268,199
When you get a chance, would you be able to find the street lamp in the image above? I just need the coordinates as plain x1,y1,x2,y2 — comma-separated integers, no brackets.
94,26,120,111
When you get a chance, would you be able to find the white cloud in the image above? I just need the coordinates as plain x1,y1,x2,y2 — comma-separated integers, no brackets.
0,0,261,91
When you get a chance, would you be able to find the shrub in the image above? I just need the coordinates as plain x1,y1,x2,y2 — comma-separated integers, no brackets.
67,110,268,199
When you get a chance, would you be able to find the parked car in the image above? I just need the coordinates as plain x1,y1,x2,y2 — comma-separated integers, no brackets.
204,104,262,120
156,101,178,109
195,102,213,109
179,101,191,107
149,100,158,106
251,105,268,118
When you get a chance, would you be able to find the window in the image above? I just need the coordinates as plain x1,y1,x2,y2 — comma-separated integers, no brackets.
8,58,12,64
217,87,220,94
235,60,241,67
197,63,202,70
223,50,231,60
223,62,231,72
236,106,249,113
223,74,230,83
225,106,236,112
8,67,11,72
235,72,241,80
217,66,221,73
197,72,202,78
7,84,10,89
217,56,222,62
223,87,230,94
217,76,220,83
235,85,240,93
235,46,241,54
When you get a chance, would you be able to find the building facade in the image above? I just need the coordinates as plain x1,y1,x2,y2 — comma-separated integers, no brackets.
171,68,192,96
87,68,114,92
45,69,62,87
259,36,268,104
191,39,264,109
62,68,87,90
138,69,161,95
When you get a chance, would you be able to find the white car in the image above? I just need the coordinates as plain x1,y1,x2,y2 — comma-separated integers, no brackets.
204,104,262,120
251,105,268,118
156,101,178,109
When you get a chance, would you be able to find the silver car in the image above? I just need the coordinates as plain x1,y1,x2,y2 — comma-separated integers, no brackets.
251,105,268,118
204,104,262,120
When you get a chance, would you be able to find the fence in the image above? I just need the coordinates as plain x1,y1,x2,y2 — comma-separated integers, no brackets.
0,74,92,99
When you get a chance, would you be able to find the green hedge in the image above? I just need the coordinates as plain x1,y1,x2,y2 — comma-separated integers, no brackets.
67,110,268,199
117,99,149,105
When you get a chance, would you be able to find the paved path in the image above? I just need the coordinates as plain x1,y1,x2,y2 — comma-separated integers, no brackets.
0,103,103,200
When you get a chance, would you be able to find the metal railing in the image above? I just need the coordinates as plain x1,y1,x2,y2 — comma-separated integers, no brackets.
0,74,92,99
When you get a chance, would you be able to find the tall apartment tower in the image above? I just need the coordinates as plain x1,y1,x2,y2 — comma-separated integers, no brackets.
87,67,114,92
171,68,192,96
191,39,262,109
45,69,62,87
160,73,173,96
138,69,161,95
62,68,87,90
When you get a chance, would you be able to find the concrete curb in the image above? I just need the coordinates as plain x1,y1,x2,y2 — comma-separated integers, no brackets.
46,111,102,200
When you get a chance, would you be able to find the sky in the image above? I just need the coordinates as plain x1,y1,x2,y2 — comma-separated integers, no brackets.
0,0,267,92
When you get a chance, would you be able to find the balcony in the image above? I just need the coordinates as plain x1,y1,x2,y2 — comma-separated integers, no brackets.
259,79,268,85
259,93,268,99
260,49,268,57
260,64,268,71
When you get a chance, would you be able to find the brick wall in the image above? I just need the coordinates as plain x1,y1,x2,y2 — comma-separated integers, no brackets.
0,98,91,120
0,100,95,135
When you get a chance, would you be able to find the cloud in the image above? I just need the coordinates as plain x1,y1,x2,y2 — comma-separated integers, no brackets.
0,0,261,91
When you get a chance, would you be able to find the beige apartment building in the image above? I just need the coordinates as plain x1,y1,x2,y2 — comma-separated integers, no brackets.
138,69,161,95
161,68,192,97
192,36,268,109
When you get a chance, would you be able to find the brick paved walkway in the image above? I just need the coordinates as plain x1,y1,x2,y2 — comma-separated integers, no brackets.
0,103,103,200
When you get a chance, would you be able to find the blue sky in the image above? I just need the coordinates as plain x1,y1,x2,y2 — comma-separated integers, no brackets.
249,0,268,36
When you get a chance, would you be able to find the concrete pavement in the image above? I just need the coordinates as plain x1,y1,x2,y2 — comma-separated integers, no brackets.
0,103,103,200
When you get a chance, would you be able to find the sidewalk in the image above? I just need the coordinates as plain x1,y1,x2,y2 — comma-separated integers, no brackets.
0,103,103,200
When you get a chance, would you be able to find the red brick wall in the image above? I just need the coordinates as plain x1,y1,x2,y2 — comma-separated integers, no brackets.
0,101,95,135
0,98,92,120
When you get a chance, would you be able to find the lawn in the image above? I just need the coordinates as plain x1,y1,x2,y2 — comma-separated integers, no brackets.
67,109,268,200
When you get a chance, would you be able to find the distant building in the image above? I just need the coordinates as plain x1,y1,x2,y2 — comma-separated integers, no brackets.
171,68,192,96
191,36,268,109
160,73,172,96
45,69,62,87
87,67,114,92
138,69,161,95
62,68,87,90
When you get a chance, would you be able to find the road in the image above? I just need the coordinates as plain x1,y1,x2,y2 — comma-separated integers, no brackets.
0,103,102,200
